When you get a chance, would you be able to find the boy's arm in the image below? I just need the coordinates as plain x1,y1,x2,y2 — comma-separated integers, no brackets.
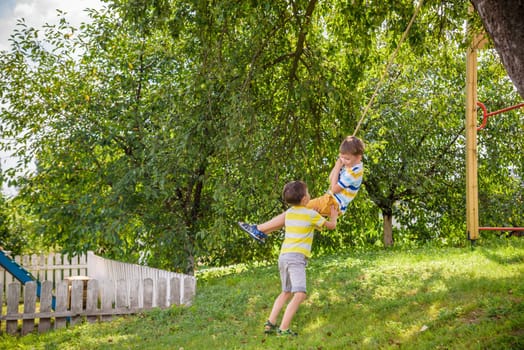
323,205,338,230
329,158,344,193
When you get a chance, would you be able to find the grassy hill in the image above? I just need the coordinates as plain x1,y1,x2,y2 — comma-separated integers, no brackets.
3,238,523,349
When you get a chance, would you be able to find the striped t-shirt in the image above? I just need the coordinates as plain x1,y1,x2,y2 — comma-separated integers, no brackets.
281,206,327,258
331,162,363,213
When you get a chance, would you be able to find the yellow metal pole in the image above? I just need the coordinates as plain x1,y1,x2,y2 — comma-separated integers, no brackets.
465,34,486,241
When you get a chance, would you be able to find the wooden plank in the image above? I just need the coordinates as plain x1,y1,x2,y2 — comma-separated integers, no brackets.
170,277,181,306
22,281,36,335
143,278,153,309
54,253,62,286
78,253,88,276
6,282,20,335
46,254,54,289
157,278,167,308
30,254,39,281
0,282,3,334
70,280,84,326
55,280,68,329
183,276,196,306
38,281,53,333
63,254,71,279
86,279,99,323
101,280,114,322
1,308,143,320
116,279,127,309
129,279,140,309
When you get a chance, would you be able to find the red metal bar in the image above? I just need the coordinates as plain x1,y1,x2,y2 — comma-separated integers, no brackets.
479,227,524,231
476,101,524,130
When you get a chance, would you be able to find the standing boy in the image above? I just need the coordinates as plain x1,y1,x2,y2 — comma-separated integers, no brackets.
239,135,364,243
264,180,338,336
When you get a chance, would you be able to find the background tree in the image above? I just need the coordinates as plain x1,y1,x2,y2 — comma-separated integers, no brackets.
471,0,524,99
1,0,521,273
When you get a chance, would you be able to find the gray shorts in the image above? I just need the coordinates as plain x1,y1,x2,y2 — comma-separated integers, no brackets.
278,253,308,293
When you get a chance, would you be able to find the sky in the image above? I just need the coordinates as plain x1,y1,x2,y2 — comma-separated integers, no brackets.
0,0,104,196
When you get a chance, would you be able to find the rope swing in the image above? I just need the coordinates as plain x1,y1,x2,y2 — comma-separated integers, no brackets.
352,0,425,137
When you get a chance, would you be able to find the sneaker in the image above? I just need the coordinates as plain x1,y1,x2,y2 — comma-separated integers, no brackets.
277,328,298,336
238,222,267,243
264,320,277,334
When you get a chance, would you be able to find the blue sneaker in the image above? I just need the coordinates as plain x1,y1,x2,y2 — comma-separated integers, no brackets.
238,222,267,243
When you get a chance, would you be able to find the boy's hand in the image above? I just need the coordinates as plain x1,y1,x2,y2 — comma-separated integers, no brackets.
324,205,338,230
329,205,338,220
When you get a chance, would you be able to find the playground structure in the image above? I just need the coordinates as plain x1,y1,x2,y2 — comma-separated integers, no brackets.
465,33,524,242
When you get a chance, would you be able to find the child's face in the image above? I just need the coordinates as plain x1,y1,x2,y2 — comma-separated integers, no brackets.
339,153,360,167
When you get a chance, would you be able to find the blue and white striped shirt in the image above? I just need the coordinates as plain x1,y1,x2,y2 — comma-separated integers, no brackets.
331,162,363,213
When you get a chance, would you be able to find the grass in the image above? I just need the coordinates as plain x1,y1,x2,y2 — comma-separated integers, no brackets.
2,237,523,349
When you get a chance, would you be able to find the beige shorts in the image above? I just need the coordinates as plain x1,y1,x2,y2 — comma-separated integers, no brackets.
279,253,308,293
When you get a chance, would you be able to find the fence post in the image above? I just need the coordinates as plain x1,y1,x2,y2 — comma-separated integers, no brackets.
183,276,196,306
0,282,3,334
39,280,53,333
143,278,153,309
170,277,181,305
129,279,140,309
70,280,84,326
101,280,114,322
55,280,68,329
22,281,37,335
157,278,167,308
6,282,20,335
85,279,99,324
116,279,127,309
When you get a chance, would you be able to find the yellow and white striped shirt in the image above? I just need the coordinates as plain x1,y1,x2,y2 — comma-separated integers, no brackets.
281,206,326,258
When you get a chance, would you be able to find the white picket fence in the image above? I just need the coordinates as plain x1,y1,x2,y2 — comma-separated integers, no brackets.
0,251,88,289
0,251,196,336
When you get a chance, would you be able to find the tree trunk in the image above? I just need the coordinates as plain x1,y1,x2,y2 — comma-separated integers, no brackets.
471,0,524,99
383,213,394,247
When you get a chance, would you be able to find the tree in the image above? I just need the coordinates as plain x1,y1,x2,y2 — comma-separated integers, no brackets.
1,0,521,273
471,0,524,99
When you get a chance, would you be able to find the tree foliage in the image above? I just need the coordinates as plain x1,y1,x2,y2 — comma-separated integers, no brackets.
0,0,522,273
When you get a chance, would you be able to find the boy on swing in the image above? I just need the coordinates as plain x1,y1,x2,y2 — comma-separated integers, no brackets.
239,135,365,243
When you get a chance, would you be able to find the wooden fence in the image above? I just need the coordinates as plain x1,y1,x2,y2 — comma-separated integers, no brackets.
86,252,194,308
0,251,197,336
0,276,195,336
0,252,88,292
0,251,196,308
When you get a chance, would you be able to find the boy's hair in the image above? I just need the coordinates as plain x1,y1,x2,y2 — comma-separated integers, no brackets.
339,136,365,156
282,180,308,206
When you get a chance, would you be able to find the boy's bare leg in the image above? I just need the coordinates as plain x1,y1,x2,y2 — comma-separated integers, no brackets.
279,292,307,330
268,291,292,325
257,212,286,234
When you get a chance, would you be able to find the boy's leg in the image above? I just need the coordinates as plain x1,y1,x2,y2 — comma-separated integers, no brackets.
257,212,286,234
278,254,307,333
279,292,307,331
238,212,286,243
268,291,292,326
306,194,338,217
